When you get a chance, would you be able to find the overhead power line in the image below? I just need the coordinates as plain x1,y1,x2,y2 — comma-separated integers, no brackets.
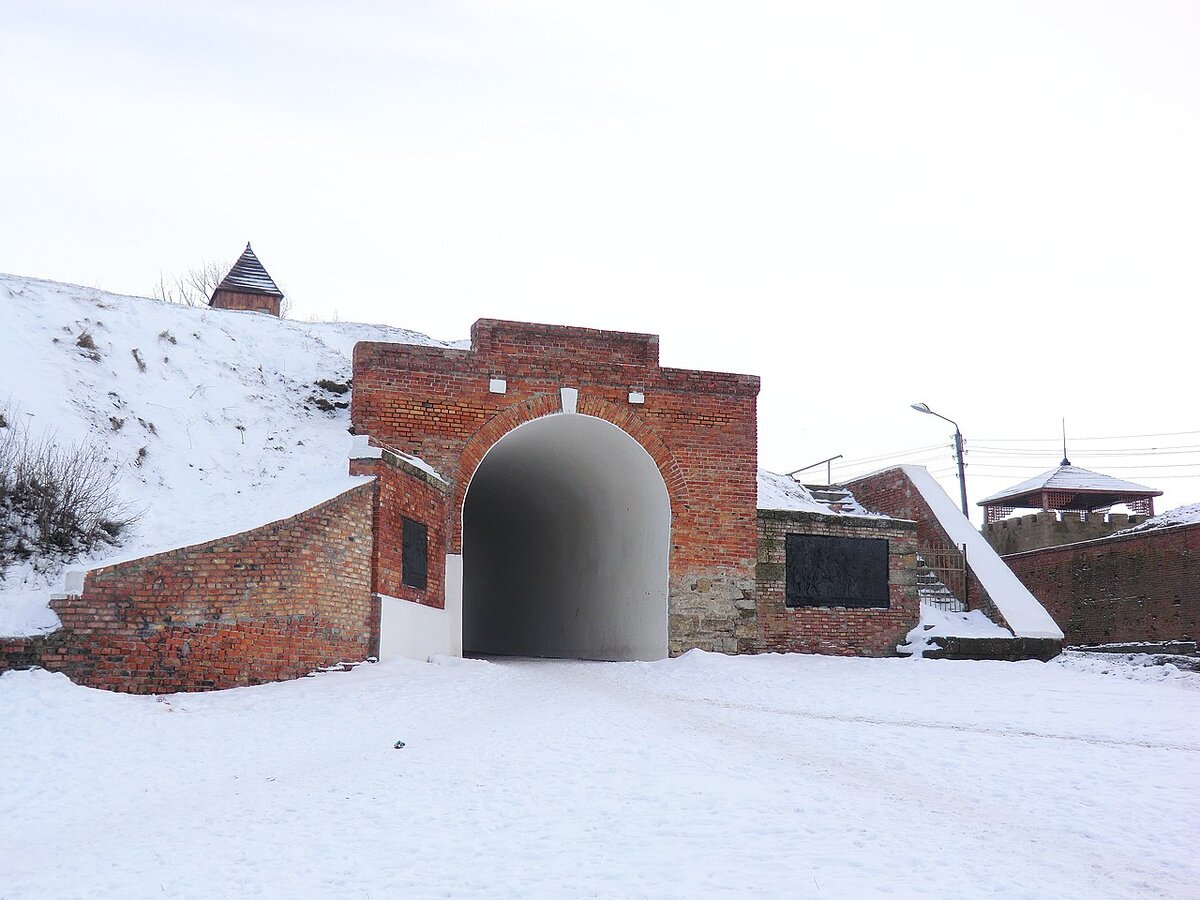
968,444,1200,457
953,471,1200,481
833,442,948,467
835,459,954,477
973,428,1200,443
964,461,1200,471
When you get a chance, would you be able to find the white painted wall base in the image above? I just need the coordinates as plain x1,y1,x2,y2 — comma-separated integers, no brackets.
377,553,464,661
445,553,463,657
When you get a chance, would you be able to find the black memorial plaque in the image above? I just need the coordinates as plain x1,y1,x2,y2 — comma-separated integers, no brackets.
402,517,428,590
784,534,889,609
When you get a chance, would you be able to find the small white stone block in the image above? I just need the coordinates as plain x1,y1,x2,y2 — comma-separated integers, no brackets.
560,387,578,414
63,570,86,594
349,434,383,460
489,378,507,394
628,391,645,405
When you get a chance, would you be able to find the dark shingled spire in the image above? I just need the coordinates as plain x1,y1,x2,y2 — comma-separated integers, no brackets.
213,243,284,300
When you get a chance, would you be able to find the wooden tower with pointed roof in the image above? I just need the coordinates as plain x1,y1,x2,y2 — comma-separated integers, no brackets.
210,243,285,316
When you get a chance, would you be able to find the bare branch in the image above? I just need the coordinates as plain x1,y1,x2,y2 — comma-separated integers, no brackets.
153,258,232,307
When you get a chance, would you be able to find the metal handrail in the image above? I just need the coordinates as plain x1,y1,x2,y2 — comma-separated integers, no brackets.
786,454,844,485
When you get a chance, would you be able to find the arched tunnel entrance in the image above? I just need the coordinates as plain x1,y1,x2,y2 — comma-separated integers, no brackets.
462,413,671,661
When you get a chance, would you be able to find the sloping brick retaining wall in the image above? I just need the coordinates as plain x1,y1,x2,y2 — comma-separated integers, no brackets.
1,482,377,693
846,468,1011,631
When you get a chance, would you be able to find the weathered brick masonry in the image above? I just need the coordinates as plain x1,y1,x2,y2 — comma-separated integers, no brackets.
756,510,919,655
1003,523,1198,646
352,318,761,654
3,482,376,693
350,448,451,608
0,318,992,692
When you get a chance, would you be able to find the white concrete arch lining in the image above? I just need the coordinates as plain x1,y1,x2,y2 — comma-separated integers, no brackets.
462,412,671,661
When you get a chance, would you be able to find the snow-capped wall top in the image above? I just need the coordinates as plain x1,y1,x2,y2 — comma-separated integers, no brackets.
349,435,448,485
0,271,459,635
898,465,1064,640
214,243,284,298
1116,502,1200,534
979,464,1161,506
756,470,882,519
757,471,828,514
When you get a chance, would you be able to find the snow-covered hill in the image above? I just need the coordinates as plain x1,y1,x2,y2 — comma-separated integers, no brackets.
0,273,459,635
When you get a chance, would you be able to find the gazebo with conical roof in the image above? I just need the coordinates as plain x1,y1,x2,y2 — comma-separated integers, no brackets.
209,243,285,317
978,457,1161,524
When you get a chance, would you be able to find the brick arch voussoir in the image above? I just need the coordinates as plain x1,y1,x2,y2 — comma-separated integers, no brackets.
576,395,690,505
450,393,689,551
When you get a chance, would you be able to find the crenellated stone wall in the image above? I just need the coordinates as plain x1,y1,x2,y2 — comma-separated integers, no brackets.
983,511,1147,555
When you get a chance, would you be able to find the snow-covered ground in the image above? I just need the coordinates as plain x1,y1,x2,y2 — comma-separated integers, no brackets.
901,607,1014,656
0,273,458,635
2,652,1196,899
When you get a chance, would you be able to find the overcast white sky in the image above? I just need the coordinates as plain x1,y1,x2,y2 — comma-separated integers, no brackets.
2,0,1197,522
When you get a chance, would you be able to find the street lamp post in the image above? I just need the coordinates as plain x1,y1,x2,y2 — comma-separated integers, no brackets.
911,402,969,517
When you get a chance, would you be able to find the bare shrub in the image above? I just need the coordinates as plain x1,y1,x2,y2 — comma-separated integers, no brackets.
75,331,101,361
0,407,139,578
153,259,230,308
315,378,351,395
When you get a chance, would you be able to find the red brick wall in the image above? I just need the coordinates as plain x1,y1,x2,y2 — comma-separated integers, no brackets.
350,450,450,608
351,318,761,653
13,482,377,693
1004,523,1199,645
846,467,1009,630
0,637,42,671
209,289,281,316
755,510,919,655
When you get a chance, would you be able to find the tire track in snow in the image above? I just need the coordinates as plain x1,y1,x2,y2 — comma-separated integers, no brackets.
659,693,1200,752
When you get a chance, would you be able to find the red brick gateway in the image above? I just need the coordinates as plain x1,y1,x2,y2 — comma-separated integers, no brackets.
2,307,1065,692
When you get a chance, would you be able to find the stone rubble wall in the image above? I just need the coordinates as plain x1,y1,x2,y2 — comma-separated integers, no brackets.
983,511,1148,555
